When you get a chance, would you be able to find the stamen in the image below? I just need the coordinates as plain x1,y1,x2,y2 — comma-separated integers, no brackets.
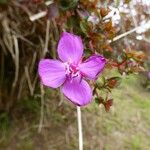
64,62,80,78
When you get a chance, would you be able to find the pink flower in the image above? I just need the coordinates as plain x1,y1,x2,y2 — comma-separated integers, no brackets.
38,32,106,106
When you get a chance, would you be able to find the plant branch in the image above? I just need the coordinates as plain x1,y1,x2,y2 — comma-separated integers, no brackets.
38,84,45,133
12,35,19,88
29,11,47,22
43,20,50,56
110,21,150,43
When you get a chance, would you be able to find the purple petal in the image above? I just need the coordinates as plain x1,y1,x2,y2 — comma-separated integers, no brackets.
79,55,106,79
62,77,92,106
38,59,66,88
57,32,83,64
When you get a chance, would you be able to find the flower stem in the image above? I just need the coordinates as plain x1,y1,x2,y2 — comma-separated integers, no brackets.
77,106,83,150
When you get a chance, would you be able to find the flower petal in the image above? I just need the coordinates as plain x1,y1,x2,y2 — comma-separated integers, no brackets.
38,59,66,88
62,77,92,106
79,55,106,79
57,32,83,64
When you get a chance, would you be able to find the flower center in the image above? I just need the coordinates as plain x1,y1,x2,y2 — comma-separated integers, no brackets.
64,62,80,78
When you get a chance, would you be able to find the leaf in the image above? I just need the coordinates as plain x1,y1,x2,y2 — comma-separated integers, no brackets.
104,99,113,112
107,77,122,88
104,21,112,31
100,7,110,18
95,97,100,104
126,50,145,62
80,21,89,34
95,97,104,105
59,0,78,10
101,44,113,52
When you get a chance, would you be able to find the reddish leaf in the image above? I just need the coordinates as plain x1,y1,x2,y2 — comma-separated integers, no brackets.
104,21,112,31
104,99,113,112
100,7,110,17
107,77,121,88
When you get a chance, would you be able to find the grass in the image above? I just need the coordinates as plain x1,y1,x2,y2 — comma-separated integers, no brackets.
0,74,150,150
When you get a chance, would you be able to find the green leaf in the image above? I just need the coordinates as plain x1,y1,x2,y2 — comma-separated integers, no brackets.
95,97,100,104
59,0,78,10
80,21,89,34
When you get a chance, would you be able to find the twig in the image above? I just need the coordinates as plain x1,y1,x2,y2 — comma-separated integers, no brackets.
12,35,19,88
29,11,47,22
38,84,45,133
24,66,34,96
29,0,54,21
77,106,83,150
17,73,25,100
110,21,150,43
0,38,7,55
45,0,54,6
0,53,4,103
43,20,50,56
32,74,38,94
111,26,139,42
13,1,32,16
58,91,64,106
2,19,14,59
30,52,37,73
38,20,50,132
11,30,35,47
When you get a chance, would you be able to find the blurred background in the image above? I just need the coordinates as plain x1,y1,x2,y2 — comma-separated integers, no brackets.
0,0,150,150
